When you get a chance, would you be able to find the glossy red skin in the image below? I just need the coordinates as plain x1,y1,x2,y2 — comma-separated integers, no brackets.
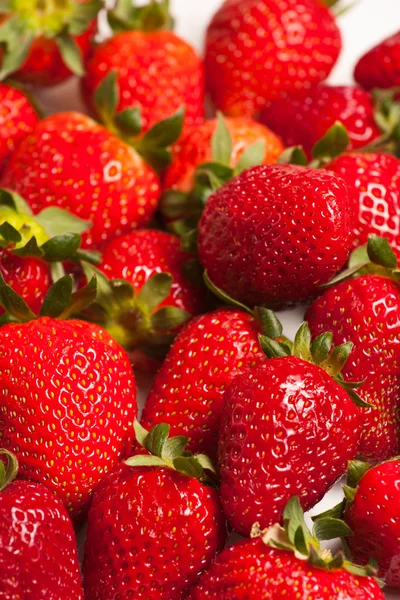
0,84,39,174
355,30,400,91
99,229,206,317
0,112,161,249
141,308,265,457
82,30,204,133
198,164,354,309
345,459,400,587
205,0,341,117
218,357,361,536
0,479,83,599
326,153,400,257
260,86,381,158
187,538,384,599
0,249,51,314
164,118,284,192
307,275,400,462
84,464,227,600
0,317,137,521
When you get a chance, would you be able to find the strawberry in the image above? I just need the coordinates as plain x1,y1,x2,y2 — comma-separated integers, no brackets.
218,320,364,536
141,307,266,457
83,422,227,600
260,85,381,158
306,236,400,462
0,0,100,85
0,449,84,598
205,0,341,118
188,496,383,600
0,276,137,521
198,164,355,310
355,30,400,92
0,83,39,174
82,0,204,133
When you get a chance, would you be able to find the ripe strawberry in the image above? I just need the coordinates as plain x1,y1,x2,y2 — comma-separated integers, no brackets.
188,497,383,600
0,276,137,521
260,85,381,158
82,0,204,132
0,0,99,86
0,83,39,174
0,449,84,598
198,164,354,310
83,422,227,600
307,236,400,461
218,321,363,536
205,0,341,117
355,30,400,91
141,307,266,457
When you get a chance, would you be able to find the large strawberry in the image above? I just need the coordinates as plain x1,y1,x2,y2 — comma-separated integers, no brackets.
84,422,227,600
82,0,204,132
188,496,383,600
0,83,39,174
0,449,84,598
141,306,266,457
260,85,382,158
355,30,400,91
0,0,100,85
218,320,364,536
307,236,400,462
205,0,341,117
0,276,137,521
198,164,354,310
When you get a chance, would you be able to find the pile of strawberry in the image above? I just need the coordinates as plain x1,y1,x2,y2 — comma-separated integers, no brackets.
1,0,400,598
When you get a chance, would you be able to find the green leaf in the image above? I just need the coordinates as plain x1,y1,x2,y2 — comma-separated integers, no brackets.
181,228,199,253
40,275,73,318
58,276,97,319
173,456,205,480
254,307,283,339
115,107,142,136
346,460,371,489
136,272,173,313
0,221,21,243
211,112,233,166
75,249,102,266
134,420,149,447
342,386,371,409
278,146,308,166
203,270,253,314
234,139,266,175
283,497,311,552
55,33,85,77
50,261,66,282
68,0,102,35
348,244,369,269
151,306,190,331
0,449,18,491
310,332,332,365
343,484,357,503
0,18,34,80
35,207,91,236
0,273,36,322
312,122,350,161
13,236,42,258
293,322,312,361
145,423,170,458
323,342,353,376
41,233,81,262
195,453,217,475
141,107,184,149
125,455,167,468
0,188,32,215
81,262,112,298
94,70,119,124
196,162,233,191
163,435,188,460
319,261,370,289
311,499,346,522
312,517,352,541
259,335,290,359
367,234,398,269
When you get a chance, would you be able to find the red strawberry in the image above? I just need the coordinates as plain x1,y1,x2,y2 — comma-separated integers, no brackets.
218,321,363,536
83,422,227,600
198,164,354,309
0,277,137,521
306,236,400,462
0,83,39,174
141,307,266,457
205,0,341,117
82,1,204,132
355,30,400,91
260,85,381,158
0,450,84,598
0,0,99,86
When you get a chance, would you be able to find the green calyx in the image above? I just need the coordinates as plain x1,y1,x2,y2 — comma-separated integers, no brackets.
94,71,184,172
107,0,173,34
126,421,218,486
162,112,267,237
0,0,101,79
251,496,377,579
0,448,18,491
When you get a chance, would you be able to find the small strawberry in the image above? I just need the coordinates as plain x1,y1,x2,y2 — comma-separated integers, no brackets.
307,236,400,462
0,276,137,521
0,82,39,174
141,306,266,457
188,496,383,600
205,0,341,117
82,0,204,132
355,30,400,92
260,85,382,158
0,449,84,598
198,164,354,310
0,0,100,85
83,422,227,600
218,319,364,536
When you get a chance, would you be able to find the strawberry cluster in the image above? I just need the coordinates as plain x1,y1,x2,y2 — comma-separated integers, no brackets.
0,1,399,599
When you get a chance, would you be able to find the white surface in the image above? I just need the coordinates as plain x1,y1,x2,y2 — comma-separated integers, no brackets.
37,1,400,596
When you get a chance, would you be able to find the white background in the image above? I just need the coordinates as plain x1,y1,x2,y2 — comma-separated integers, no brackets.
39,1,400,596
